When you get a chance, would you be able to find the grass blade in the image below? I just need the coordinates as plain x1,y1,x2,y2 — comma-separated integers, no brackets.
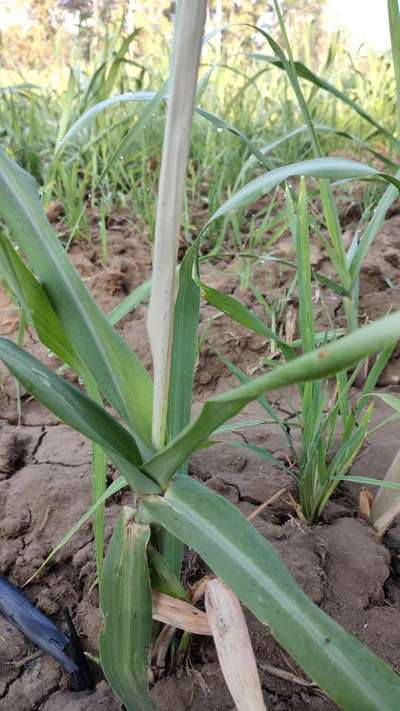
88,393,108,578
200,277,295,359
349,170,400,283
388,0,400,131
25,477,127,584
0,233,110,575
295,179,315,354
218,353,296,431
53,91,156,161
109,278,152,325
167,247,200,446
195,107,271,168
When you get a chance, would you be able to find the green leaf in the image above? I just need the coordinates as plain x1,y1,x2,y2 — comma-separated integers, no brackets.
0,233,83,372
314,271,347,296
372,392,400,412
148,545,188,601
87,386,108,578
218,352,295,432
54,91,156,160
164,246,201,574
105,84,167,178
357,345,395,408
212,418,277,434
349,172,400,283
0,148,153,451
200,279,295,360
143,312,400,487
240,122,397,173
167,247,200,444
27,477,127,583
389,0,400,129
251,51,400,151
0,236,114,574
227,440,291,472
330,475,400,490
207,158,400,225
142,476,400,710
0,83,41,94
295,179,315,354
103,30,142,98
109,278,152,326
0,338,160,495
195,106,271,168
100,509,154,711
56,68,78,144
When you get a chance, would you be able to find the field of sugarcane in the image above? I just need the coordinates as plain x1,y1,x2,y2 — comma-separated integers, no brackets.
2,2,400,710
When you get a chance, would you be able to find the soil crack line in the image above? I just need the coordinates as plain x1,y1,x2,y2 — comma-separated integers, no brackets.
30,427,46,460
221,479,262,506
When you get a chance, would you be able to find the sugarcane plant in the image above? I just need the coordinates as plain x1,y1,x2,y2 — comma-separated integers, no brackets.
2,2,400,710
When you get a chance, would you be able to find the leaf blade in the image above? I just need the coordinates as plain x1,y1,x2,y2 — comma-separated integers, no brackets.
143,312,400,486
142,476,400,710
0,338,160,494
100,510,154,711
207,157,400,225
0,149,154,450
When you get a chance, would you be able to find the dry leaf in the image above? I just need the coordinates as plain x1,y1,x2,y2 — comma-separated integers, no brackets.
358,488,373,520
152,590,211,635
286,492,306,521
247,488,287,521
205,579,267,711
189,574,213,605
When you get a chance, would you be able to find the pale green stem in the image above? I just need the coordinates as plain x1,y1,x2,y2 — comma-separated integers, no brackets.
147,1,207,449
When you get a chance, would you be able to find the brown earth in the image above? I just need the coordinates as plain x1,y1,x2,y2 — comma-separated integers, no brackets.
1,208,400,710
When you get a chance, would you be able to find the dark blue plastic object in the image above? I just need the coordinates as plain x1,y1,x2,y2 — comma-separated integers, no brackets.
0,576,93,690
